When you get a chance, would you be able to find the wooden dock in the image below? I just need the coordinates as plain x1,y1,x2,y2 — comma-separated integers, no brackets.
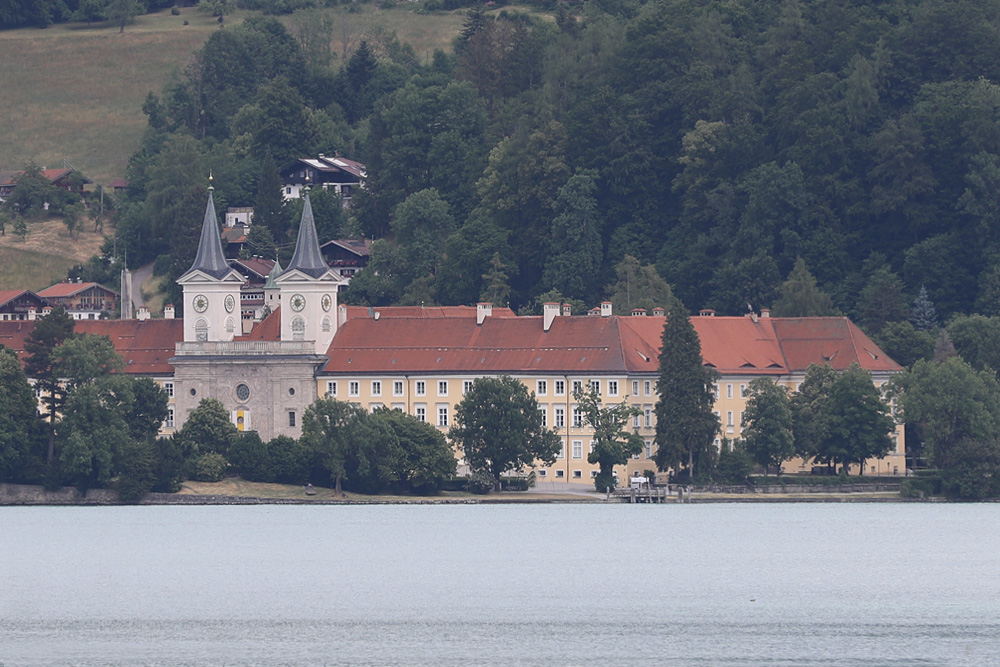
611,486,674,503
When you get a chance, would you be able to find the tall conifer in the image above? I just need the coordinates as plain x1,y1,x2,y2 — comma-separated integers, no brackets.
654,296,720,479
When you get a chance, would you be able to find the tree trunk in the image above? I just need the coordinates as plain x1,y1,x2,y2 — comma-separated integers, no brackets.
688,445,694,479
335,473,342,495
46,398,57,465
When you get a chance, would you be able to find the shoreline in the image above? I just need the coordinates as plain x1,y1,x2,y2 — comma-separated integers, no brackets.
0,482,944,505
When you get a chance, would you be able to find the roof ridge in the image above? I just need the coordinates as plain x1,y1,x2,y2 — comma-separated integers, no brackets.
183,190,232,280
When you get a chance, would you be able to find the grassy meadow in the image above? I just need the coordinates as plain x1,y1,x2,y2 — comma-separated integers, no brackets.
0,218,108,290
0,4,471,186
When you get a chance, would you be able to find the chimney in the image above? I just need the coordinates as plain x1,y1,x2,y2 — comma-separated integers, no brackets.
631,308,646,316
543,302,559,331
750,311,758,323
27,307,37,321
652,307,665,317
761,308,770,318
601,301,612,317
699,308,716,317
338,303,348,328
42,306,53,317
477,302,493,326
163,304,175,320
562,303,572,317
137,306,150,321
588,307,601,317
318,153,325,160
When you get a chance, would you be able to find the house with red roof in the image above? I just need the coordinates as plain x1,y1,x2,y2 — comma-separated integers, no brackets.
0,290,48,321
37,280,118,320
0,167,90,200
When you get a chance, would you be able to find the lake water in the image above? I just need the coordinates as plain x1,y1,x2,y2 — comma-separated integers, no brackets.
1,503,998,666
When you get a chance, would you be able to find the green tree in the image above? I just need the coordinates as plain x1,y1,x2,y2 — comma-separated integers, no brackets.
772,258,837,317
106,0,143,32
300,398,363,494
910,285,938,330
175,398,238,458
716,438,754,484
253,153,289,243
3,164,55,218
740,378,795,476
857,266,909,335
376,407,457,494
946,315,1000,374
542,170,604,301
0,346,45,483
390,188,455,282
607,255,672,316
116,438,158,503
24,307,76,469
875,321,936,368
901,357,1000,468
59,377,133,491
654,295,720,478
479,252,512,307
12,216,27,241
790,364,837,465
450,376,560,489
241,223,277,260
814,364,896,475
52,334,124,391
574,384,643,492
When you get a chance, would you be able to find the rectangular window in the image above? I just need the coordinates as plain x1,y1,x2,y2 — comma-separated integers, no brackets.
727,411,734,432
538,406,548,428
645,441,652,459
537,380,547,396
740,410,745,427
555,441,564,459
572,440,583,459
326,381,337,397
644,407,652,428
165,407,174,429
573,470,582,478
714,383,720,399
740,383,747,398
438,381,448,396
371,381,382,397
393,381,404,396
463,380,474,395
572,406,583,428
591,470,598,478
608,380,619,396
727,384,733,399
289,411,296,427
164,382,174,398
416,381,426,396
590,380,600,394
555,380,566,396
556,469,565,478
555,406,565,429
632,380,640,396
644,380,652,396
370,402,383,413
391,402,404,411
572,380,583,395
415,405,426,422
349,381,359,397
437,406,449,427
633,413,641,428
537,469,547,477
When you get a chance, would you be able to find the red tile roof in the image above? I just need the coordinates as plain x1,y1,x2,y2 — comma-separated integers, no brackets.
0,319,182,375
340,305,517,321
0,289,32,308
232,258,276,280
38,282,118,298
235,308,281,341
321,314,900,377
770,317,901,372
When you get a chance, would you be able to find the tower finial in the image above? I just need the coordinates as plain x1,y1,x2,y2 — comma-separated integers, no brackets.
303,173,311,195
208,171,214,192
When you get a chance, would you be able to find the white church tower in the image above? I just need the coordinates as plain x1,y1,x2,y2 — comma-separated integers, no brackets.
275,189,345,354
176,185,245,342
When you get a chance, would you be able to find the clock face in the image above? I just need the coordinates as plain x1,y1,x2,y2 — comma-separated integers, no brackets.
193,295,208,313
321,294,332,312
290,294,306,312
224,294,236,313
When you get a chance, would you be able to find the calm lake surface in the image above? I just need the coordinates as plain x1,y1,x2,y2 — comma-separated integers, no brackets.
1,503,998,666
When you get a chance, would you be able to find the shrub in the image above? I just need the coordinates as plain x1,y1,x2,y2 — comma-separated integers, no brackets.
900,476,941,498
171,6,180,14
466,470,494,494
191,452,228,482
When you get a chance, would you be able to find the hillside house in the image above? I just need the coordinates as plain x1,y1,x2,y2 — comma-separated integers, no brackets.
37,280,118,320
319,238,371,288
0,290,48,321
281,154,365,205
0,167,90,201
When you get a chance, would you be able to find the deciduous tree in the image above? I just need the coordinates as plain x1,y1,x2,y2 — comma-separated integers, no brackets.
450,376,560,489
740,378,794,476
574,384,642,492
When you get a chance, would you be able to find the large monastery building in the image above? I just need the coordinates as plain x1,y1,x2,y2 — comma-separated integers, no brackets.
0,191,905,481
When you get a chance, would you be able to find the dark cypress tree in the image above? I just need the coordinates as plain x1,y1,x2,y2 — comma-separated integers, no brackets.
254,153,288,245
654,295,720,479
